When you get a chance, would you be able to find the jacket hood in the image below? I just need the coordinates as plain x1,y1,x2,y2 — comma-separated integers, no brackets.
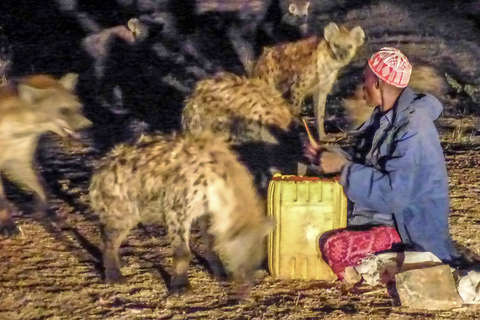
397,87,443,121
356,87,444,133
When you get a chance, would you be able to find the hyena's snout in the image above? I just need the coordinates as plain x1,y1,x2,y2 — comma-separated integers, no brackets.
224,217,274,299
70,114,92,140
72,113,93,130
297,13,308,25
283,13,307,27
59,111,93,140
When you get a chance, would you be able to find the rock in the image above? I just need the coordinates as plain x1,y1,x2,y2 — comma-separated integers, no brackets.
395,264,463,310
344,266,362,284
457,270,480,304
355,251,443,286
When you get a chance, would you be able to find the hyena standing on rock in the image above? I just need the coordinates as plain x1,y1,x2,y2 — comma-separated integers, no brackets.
252,22,365,140
89,132,273,296
0,74,92,237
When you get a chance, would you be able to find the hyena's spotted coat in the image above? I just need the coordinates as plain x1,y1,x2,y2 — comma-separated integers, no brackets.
182,72,295,145
89,132,273,296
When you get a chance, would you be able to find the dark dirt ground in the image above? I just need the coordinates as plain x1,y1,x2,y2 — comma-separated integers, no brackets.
1,0,480,319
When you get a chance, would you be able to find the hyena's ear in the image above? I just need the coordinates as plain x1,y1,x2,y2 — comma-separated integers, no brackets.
288,4,297,14
18,84,47,104
59,73,79,92
128,18,148,42
350,26,365,46
127,18,139,36
324,22,339,42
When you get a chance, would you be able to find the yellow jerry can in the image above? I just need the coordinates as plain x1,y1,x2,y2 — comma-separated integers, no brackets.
267,173,348,281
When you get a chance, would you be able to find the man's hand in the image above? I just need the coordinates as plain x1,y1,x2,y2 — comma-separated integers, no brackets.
303,142,322,165
319,151,349,173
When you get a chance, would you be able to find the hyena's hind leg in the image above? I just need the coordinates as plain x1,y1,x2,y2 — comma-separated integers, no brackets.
101,222,133,284
166,211,193,295
199,215,228,281
0,177,21,238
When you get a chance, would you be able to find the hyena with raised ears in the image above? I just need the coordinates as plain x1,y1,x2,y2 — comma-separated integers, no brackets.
253,22,365,140
89,131,273,296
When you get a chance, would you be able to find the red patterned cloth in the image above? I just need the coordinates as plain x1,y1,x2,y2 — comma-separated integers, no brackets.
320,226,401,280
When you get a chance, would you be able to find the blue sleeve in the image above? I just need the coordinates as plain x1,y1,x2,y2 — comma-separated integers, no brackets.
339,130,419,213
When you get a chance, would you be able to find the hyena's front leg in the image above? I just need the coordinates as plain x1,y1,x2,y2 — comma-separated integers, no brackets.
313,89,329,140
167,214,193,294
101,223,131,284
3,161,48,214
290,85,317,175
0,178,21,238
6,161,72,230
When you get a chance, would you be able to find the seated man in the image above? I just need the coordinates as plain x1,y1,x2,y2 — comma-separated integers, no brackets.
304,47,461,280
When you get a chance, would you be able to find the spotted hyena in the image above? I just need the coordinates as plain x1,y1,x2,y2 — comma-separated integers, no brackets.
0,73,92,237
278,0,310,34
81,18,142,81
253,22,365,139
182,72,301,195
182,72,296,144
89,132,273,296
193,0,311,73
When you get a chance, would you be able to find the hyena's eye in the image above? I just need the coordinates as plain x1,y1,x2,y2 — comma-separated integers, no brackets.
347,44,353,49
334,43,340,49
60,107,72,116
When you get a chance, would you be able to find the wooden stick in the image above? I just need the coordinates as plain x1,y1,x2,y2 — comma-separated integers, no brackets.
302,118,319,149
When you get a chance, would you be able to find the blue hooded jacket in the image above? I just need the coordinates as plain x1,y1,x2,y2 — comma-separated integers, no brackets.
339,87,460,262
